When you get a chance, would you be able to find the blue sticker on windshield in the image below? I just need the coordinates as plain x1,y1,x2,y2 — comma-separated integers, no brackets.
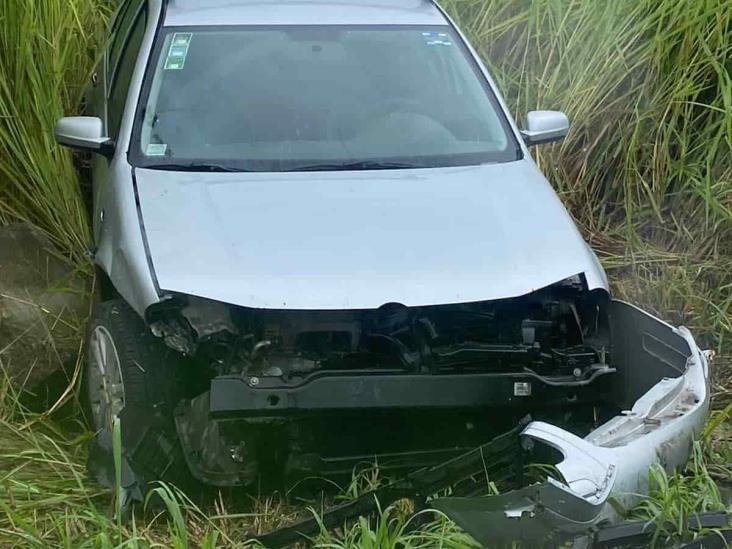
421,31,452,46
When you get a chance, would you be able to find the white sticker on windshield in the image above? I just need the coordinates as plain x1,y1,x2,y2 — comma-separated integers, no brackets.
146,143,167,156
421,31,452,46
165,33,193,70
172,33,192,47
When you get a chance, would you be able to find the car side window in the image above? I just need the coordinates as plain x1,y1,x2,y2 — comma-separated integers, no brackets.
108,5,147,139
107,0,141,81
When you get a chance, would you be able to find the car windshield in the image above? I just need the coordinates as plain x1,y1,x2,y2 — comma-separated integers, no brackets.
133,25,520,172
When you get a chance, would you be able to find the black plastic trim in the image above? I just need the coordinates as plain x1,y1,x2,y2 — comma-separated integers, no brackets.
209,371,608,415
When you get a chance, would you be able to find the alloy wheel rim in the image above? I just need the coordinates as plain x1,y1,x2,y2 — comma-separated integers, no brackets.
87,325,125,430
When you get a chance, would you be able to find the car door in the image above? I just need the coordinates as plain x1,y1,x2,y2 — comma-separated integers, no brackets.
91,0,147,240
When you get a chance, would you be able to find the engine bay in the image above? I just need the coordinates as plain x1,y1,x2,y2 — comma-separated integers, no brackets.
148,276,611,384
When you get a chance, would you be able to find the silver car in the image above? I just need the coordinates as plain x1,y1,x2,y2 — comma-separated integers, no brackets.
55,0,709,543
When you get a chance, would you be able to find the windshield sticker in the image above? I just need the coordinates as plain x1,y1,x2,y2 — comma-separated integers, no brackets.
169,45,188,58
165,33,192,70
146,143,168,156
172,33,192,47
421,31,452,46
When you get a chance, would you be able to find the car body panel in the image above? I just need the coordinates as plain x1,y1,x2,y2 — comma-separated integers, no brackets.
92,0,164,317
134,160,607,309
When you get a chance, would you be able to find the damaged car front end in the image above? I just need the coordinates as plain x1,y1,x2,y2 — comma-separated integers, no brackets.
146,274,617,487
92,276,711,547
234,300,710,548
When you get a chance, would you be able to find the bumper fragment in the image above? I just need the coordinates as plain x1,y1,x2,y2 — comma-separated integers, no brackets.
433,302,711,546
253,423,526,548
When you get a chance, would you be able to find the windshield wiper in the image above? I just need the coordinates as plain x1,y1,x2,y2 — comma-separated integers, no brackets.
289,160,430,172
145,160,428,172
146,162,247,173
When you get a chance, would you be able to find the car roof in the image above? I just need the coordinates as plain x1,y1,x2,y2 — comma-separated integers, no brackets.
164,0,448,27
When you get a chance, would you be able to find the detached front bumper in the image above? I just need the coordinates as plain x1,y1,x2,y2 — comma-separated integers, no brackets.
433,301,711,547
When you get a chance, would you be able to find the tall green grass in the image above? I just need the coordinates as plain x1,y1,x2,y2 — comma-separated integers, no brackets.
0,0,730,547
443,0,732,350
0,0,111,260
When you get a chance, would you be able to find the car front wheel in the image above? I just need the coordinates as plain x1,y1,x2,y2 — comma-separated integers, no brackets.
84,298,195,493
85,299,175,431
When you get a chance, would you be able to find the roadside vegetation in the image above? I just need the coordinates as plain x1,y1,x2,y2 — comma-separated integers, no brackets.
0,0,730,547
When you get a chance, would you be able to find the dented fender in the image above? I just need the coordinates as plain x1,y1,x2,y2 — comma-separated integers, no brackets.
433,301,711,547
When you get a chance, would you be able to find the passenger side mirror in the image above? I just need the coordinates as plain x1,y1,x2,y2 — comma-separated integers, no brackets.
521,111,569,146
54,116,114,157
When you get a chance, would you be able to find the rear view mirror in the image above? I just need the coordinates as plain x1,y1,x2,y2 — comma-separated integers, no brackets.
521,111,569,146
54,116,114,156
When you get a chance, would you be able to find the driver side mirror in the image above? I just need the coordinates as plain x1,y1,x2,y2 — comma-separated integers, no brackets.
521,111,569,146
54,116,114,157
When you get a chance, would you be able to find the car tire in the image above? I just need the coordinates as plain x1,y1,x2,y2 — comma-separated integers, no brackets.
85,299,174,428
85,298,190,489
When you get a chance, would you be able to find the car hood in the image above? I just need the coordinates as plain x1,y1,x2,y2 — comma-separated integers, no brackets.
134,160,607,310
